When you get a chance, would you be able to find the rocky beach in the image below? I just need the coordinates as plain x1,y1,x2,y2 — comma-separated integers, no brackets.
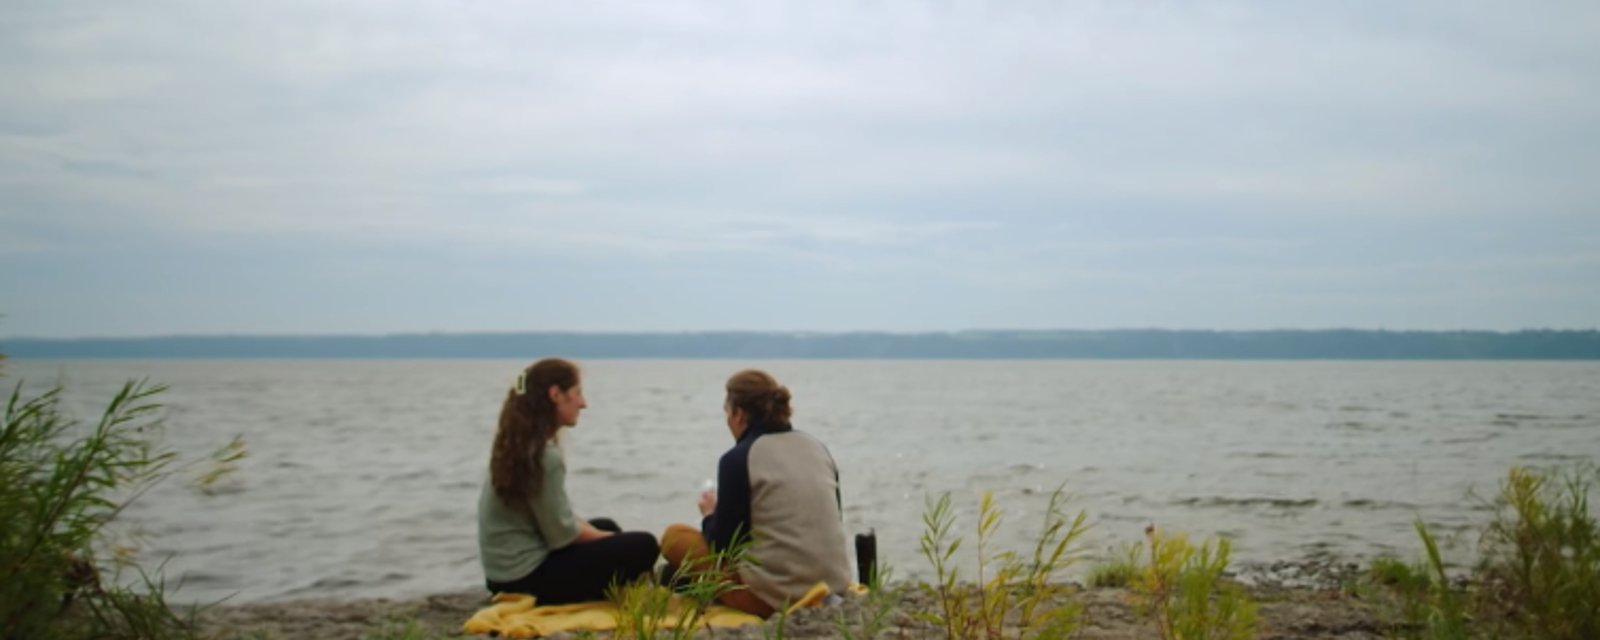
197,560,1400,639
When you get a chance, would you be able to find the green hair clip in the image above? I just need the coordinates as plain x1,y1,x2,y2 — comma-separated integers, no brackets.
513,370,527,396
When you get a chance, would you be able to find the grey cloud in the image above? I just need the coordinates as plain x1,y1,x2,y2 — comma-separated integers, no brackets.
8,1,1597,229
2,0,1597,334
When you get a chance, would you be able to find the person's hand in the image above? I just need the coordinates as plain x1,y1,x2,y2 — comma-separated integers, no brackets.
697,490,717,517
575,520,615,543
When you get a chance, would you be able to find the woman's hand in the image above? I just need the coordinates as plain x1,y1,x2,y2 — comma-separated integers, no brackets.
573,519,615,543
697,490,717,517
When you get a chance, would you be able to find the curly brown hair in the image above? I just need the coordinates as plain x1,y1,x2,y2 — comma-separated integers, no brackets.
489,358,580,509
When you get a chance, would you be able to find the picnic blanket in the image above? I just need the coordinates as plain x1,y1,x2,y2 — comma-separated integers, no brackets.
461,582,837,638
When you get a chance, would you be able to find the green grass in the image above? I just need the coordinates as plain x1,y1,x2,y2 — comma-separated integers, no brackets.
916,486,1090,640
1368,556,1429,589
0,376,200,639
1132,527,1259,640
1366,465,1600,640
0,342,251,640
1086,543,1142,588
608,528,753,640
1416,520,1470,640
1475,466,1600,639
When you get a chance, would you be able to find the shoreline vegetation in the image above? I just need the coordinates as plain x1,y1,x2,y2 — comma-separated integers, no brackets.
5,355,1598,639
193,574,1375,640
191,461,1599,640
6,328,1600,359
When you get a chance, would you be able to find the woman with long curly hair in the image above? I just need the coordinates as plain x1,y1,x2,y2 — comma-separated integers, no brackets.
660,369,851,617
477,358,659,603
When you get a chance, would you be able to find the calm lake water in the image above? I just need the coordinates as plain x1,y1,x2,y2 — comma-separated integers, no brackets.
6,359,1598,604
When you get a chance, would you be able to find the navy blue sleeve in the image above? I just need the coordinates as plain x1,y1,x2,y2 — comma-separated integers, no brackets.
701,443,753,553
814,438,843,518
828,447,842,519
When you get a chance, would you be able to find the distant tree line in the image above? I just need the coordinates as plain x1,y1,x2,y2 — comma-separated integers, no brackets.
3,329,1598,359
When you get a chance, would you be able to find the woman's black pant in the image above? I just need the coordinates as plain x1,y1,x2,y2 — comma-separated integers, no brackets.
485,518,660,604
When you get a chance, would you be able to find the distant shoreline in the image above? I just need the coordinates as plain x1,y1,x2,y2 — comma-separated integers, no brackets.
4,329,1599,360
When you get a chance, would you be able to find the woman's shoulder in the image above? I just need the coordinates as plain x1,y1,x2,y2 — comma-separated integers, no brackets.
539,441,566,468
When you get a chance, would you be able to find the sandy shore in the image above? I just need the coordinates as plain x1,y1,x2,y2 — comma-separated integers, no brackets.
197,560,1402,639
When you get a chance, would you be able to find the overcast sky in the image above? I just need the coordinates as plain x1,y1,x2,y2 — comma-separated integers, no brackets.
2,1,1597,338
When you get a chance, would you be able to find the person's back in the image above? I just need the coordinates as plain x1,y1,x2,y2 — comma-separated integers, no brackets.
662,369,853,617
739,428,851,606
477,445,574,585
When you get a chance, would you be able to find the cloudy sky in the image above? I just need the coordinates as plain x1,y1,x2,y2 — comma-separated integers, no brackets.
2,1,1597,337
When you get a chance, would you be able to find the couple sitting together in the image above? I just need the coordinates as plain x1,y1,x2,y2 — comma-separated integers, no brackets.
476,358,851,617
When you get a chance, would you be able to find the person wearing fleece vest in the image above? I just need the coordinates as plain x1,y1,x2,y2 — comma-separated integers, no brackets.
660,369,852,617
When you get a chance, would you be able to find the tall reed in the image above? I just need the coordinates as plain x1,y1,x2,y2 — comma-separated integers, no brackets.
1476,466,1600,639
609,529,753,640
1132,526,1258,640
917,486,1089,640
0,375,221,639
1369,466,1600,639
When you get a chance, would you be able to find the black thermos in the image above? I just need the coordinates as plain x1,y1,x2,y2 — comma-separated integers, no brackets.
855,529,877,585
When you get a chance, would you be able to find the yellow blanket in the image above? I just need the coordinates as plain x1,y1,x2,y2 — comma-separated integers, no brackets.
462,583,835,638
